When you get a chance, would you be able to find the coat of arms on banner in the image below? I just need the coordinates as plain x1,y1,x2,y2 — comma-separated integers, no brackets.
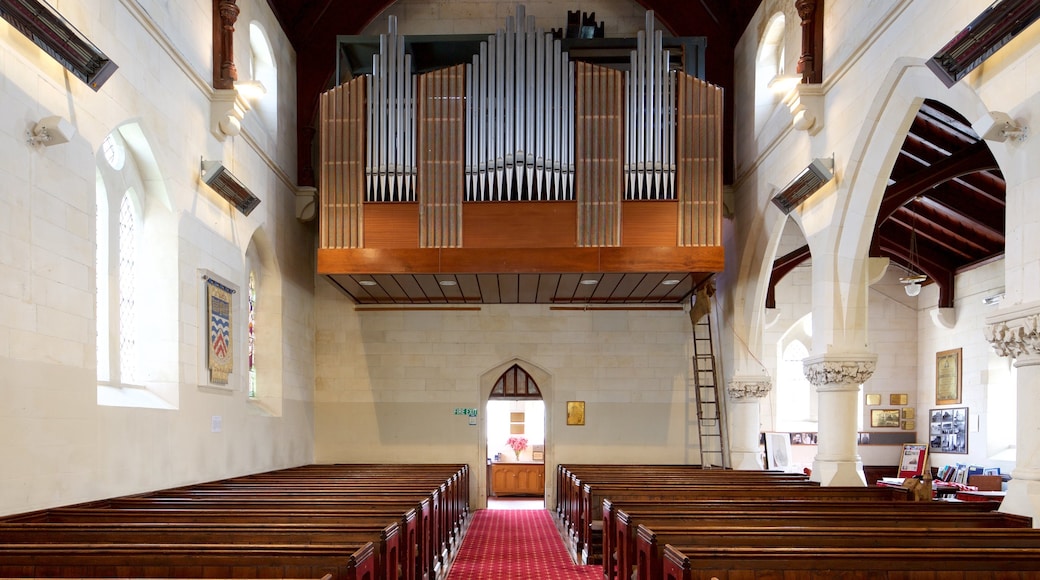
207,280,233,384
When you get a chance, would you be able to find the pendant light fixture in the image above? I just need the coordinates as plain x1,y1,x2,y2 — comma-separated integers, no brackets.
900,204,926,297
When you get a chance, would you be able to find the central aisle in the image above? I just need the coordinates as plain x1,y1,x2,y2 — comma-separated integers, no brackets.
447,509,601,580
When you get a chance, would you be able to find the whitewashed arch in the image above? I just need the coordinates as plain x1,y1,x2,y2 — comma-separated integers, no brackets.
828,58,988,349
244,226,284,415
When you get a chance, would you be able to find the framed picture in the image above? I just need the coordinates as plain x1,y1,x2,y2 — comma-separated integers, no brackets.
935,348,962,405
902,419,916,431
901,408,915,420
890,393,908,405
764,432,793,471
870,408,901,428
566,401,585,426
865,394,881,406
898,443,928,478
929,407,968,454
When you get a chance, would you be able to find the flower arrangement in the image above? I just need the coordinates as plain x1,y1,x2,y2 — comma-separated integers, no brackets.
506,436,528,460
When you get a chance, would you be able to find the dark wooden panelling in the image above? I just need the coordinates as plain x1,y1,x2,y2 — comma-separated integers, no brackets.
536,274,562,303
363,203,420,248
463,202,577,248
477,274,501,304
623,201,678,246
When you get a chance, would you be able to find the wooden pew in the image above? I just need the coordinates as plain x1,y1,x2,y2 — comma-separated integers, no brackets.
631,511,1034,580
0,463,469,580
575,483,912,564
8,507,423,580
660,543,1040,580
555,465,807,527
0,542,373,580
603,499,1006,580
0,521,400,580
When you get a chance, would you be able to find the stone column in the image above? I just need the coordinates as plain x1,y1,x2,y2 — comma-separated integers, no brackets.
726,375,772,470
985,301,1040,525
804,354,876,486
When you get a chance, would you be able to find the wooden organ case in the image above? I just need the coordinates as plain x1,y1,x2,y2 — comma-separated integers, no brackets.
318,9,724,304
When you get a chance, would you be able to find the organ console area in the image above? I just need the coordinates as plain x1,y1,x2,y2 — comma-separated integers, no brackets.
317,8,725,304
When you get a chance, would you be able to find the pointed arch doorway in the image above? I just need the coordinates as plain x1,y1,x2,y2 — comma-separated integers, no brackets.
480,360,551,509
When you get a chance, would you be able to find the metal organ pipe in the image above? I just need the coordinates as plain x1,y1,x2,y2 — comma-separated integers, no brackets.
367,16,416,202
465,6,574,202
626,11,676,201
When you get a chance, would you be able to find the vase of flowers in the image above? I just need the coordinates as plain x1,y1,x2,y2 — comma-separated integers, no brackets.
506,436,528,461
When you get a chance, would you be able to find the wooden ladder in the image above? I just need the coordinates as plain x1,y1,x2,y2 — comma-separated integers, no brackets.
689,285,728,468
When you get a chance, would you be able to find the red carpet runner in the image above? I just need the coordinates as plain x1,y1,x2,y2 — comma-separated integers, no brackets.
447,509,601,580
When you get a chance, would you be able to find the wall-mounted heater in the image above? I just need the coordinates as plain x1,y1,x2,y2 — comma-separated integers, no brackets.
927,0,1040,88
201,160,261,216
770,157,834,215
0,0,118,91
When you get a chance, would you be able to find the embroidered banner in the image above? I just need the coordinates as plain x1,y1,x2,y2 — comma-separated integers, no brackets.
207,279,233,384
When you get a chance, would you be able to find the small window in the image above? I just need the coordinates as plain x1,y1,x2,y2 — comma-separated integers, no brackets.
102,133,125,170
117,193,138,384
248,269,257,398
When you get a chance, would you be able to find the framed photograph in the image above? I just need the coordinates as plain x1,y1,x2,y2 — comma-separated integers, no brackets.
890,393,908,405
929,407,968,454
865,394,881,406
764,432,793,471
566,401,585,426
935,348,962,405
898,443,928,478
871,408,901,428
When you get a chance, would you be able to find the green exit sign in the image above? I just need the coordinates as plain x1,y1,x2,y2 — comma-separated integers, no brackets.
453,408,478,417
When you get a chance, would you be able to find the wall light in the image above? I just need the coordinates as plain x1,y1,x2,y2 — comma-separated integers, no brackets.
770,157,834,214
974,111,1028,143
26,115,75,147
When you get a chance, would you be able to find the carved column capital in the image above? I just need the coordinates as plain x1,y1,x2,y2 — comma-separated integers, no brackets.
727,375,772,399
803,354,877,388
985,301,1040,365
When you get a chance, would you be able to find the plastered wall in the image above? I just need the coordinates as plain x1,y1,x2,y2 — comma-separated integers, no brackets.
0,0,314,516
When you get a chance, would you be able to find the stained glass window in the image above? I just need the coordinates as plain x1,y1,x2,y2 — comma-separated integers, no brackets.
248,270,257,397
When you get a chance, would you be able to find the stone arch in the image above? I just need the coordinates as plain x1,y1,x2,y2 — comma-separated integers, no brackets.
244,226,284,415
830,58,988,348
477,358,554,508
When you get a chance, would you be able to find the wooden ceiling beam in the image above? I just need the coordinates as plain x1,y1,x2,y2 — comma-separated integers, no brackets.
877,140,998,223
766,244,811,309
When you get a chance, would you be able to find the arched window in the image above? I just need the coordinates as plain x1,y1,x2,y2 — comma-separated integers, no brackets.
249,21,278,134
95,123,176,408
248,269,257,398
754,12,791,134
775,314,817,431
96,183,142,386
117,193,139,384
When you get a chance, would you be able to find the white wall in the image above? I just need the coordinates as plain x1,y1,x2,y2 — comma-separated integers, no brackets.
0,0,314,516
730,0,1037,480
915,260,1014,473
314,280,698,503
